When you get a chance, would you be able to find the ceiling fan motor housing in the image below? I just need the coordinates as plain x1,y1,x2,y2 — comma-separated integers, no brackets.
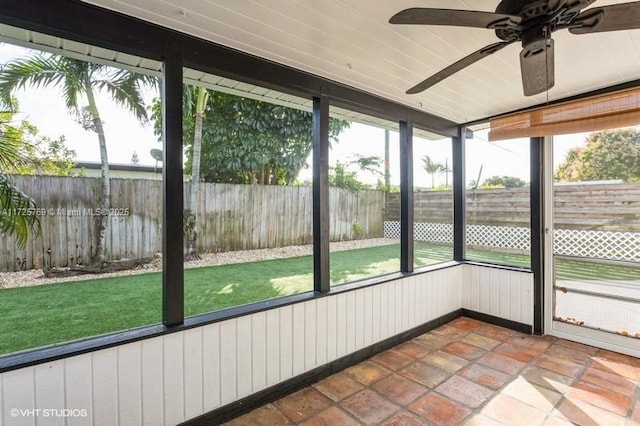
521,27,551,53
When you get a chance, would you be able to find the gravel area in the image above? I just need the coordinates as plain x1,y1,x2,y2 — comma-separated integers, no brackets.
0,238,398,289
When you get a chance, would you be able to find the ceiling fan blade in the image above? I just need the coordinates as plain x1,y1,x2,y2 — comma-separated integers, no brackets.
390,8,521,30
520,39,555,96
406,42,511,95
569,2,640,34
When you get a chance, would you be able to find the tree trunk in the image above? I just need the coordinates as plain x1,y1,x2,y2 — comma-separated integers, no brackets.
85,82,110,265
186,88,208,260
445,158,449,188
261,165,267,185
384,129,390,192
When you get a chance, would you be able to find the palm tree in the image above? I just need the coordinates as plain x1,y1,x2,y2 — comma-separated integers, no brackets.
0,106,39,247
0,54,156,264
185,86,209,260
421,155,444,189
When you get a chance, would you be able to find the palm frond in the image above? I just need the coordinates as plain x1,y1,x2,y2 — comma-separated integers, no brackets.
0,173,39,248
0,55,86,111
95,70,158,123
0,131,23,170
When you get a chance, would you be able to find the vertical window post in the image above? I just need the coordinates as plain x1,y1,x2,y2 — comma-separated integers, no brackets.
162,52,184,326
530,136,545,334
453,126,466,261
313,95,330,293
400,120,414,273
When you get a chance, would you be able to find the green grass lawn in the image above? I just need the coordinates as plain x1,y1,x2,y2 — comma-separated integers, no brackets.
1,242,637,356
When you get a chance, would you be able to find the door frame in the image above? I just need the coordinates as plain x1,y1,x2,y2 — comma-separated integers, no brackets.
542,136,640,357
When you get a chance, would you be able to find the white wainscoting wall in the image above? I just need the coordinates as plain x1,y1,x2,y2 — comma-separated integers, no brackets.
461,264,534,326
1,265,467,425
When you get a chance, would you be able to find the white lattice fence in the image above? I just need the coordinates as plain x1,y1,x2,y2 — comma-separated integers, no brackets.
466,224,531,251
384,221,640,261
554,229,640,262
384,221,401,239
384,221,454,245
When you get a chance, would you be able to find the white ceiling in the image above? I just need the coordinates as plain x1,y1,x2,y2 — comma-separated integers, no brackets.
24,0,640,124
1,22,438,138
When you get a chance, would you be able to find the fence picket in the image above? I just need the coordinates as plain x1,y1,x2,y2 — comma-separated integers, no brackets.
0,176,384,271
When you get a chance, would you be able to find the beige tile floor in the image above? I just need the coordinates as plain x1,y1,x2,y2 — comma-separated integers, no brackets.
225,317,640,425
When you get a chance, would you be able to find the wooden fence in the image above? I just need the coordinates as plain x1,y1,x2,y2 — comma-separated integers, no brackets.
0,176,383,272
385,183,640,231
4,178,638,272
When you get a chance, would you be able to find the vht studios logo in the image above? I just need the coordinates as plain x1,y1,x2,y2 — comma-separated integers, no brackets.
10,408,89,418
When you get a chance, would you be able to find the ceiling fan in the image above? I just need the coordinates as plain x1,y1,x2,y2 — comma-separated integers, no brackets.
389,0,640,96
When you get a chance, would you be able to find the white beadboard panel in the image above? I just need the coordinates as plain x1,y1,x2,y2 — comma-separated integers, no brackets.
219,319,237,406
141,338,164,426
419,274,432,321
520,274,534,326
509,274,522,323
34,362,64,426
325,297,338,362
64,355,92,426
401,280,410,331
414,275,425,325
291,303,306,376
1,265,465,425
410,277,419,326
304,301,317,371
117,344,142,426
460,264,471,309
417,276,426,325
265,310,280,388
336,294,348,358
202,323,221,413
371,285,381,343
462,264,534,326
278,306,293,382
396,279,405,333
469,265,481,312
235,316,253,399
2,368,34,426
345,291,357,354
386,281,397,338
354,290,365,350
315,298,328,366
251,313,267,394
183,328,204,421
363,287,373,347
379,283,389,340
92,348,118,426
479,269,492,314
162,333,184,426
499,268,512,320
489,268,500,317
453,267,463,312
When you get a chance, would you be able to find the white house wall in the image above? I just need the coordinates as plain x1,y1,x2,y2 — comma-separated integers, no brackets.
1,265,466,426
461,264,534,326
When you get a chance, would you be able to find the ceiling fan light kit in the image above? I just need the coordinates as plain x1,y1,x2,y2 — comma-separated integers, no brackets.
390,0,640,96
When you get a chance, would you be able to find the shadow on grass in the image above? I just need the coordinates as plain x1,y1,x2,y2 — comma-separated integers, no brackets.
1,242,636,356
330,244,401,285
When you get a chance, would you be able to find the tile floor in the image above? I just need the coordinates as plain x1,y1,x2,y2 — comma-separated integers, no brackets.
225,317,640,425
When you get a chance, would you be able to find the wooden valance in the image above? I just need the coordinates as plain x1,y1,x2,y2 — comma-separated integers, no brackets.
489,87,640,141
